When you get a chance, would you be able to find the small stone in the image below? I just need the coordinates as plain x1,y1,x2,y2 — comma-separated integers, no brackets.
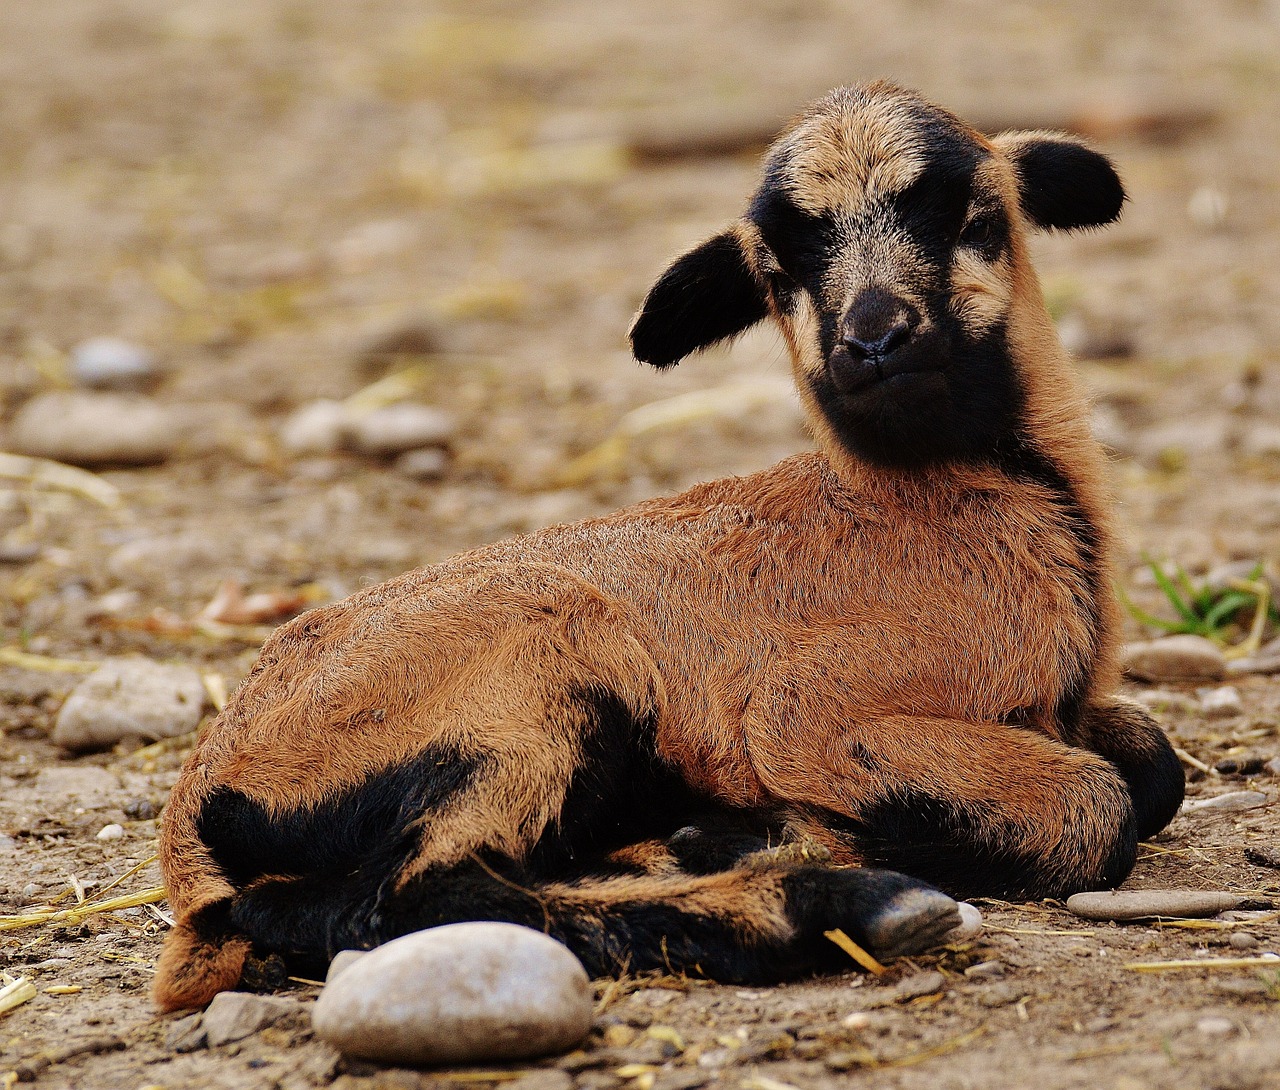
1066,889,1244,921
393,447,450,481
1227,636,1280,677
505,1072,574,1090
165,1012,208,1053
1229,932,1259,950
202,992,300,1047
6,391,179,467
1244,845,1280,868
1122,636,1226,683
70,337,158,390
1133,688,1200,714
1194,1015,1235,1037
345,404,455,457
946,901,983,942
1187,186,1229,229
1198,686,1244,718
123,798,159,821
1181,791,1270,814
325,949,367,983
279,400,350,456
52,657,208,752
963,960,1006,979
976,983,1025,1008
95,823,125,842
312,922,593,1065
894,970,945,1001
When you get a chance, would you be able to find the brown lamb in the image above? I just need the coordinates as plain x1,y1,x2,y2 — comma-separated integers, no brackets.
154,82,1184,1012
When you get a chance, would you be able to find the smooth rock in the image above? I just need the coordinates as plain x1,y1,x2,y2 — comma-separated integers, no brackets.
52,657,208,752
394,446,450,481
345,404,455,457
1122,635,1226,683
894,970,946,1001
1182,790,1269,814
1194,1015,1235,1036
70,337,158,390
1227,635,1280,677
203,992,300,1046
7,392,179,467
1198,685,1244,718
1066,889,1244,921
279,400,349,456
1229,932,1259,950
325,949,367,984
312,922,593,1065
165,1012,208,1053
963,960,1006,979
95,823,125,841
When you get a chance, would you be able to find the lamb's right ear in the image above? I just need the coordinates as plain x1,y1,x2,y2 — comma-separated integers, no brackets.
629,228,769,369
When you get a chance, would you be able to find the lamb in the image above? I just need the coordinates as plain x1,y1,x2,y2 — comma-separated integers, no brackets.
154,82,1184,1012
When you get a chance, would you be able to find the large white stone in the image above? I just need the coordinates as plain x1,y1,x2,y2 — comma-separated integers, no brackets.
345,403,455,457
311,923,593,1066
6,391,179,467
52,657,208,752
1121,635,1226,683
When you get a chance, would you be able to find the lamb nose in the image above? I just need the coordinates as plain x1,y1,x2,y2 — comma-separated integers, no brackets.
841,318,911,361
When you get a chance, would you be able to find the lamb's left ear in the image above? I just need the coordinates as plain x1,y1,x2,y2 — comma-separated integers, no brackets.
629,227,769,369
995,132,1126,232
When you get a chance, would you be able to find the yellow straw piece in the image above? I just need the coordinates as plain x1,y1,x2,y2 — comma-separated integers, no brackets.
0,647,98,674
0,887,166,932
45,986,82,996
0,976,37,1017
824,928,888,975
1124,954,1280,972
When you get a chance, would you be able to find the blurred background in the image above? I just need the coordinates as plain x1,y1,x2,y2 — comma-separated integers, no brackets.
0,0,1278,649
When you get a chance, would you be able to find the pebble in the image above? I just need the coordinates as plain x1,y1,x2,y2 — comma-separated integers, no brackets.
95,823,125,842
202,991,300,1046
165,1012,208,1053
1194,1015,1235,1037
963,960,1006,979
1229,932,1259,950
1227,635,1280,677
394,446,450,481
123,798,159,821
1198,685,1244,718
52,657,208,752
279,399,349,456
345,403,455,457
1181,790,1270,814
1066,889,1244,921
1121,636,1226,683
311,922,593,1065
894,970,946,1001
6,391,179,467
70,337,158,390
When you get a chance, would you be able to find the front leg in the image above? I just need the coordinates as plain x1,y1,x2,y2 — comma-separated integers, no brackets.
752,716,1140,901
1075,698,1184,840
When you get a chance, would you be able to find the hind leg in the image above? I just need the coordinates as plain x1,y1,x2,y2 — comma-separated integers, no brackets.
748,715,1141,900
1076,698,1184,839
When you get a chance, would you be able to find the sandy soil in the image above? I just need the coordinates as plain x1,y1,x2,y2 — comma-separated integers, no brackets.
1,2,1279,1088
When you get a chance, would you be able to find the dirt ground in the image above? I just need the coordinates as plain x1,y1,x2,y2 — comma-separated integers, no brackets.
2,1,1279,1088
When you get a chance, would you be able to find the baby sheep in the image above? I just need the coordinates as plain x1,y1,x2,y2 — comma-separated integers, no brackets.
155,82,1183,1011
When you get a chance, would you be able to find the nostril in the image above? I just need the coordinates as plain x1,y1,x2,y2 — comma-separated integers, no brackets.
842,317,912,361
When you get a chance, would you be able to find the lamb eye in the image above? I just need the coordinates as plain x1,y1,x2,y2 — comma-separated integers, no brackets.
959,215,1000,252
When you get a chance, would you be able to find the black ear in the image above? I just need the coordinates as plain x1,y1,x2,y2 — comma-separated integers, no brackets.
629,229,769,369
998,133,1126,232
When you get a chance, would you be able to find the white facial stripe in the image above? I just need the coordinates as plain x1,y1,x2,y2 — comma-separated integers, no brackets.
782,98,927,217
777,294,824,377
950,249,1012,333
